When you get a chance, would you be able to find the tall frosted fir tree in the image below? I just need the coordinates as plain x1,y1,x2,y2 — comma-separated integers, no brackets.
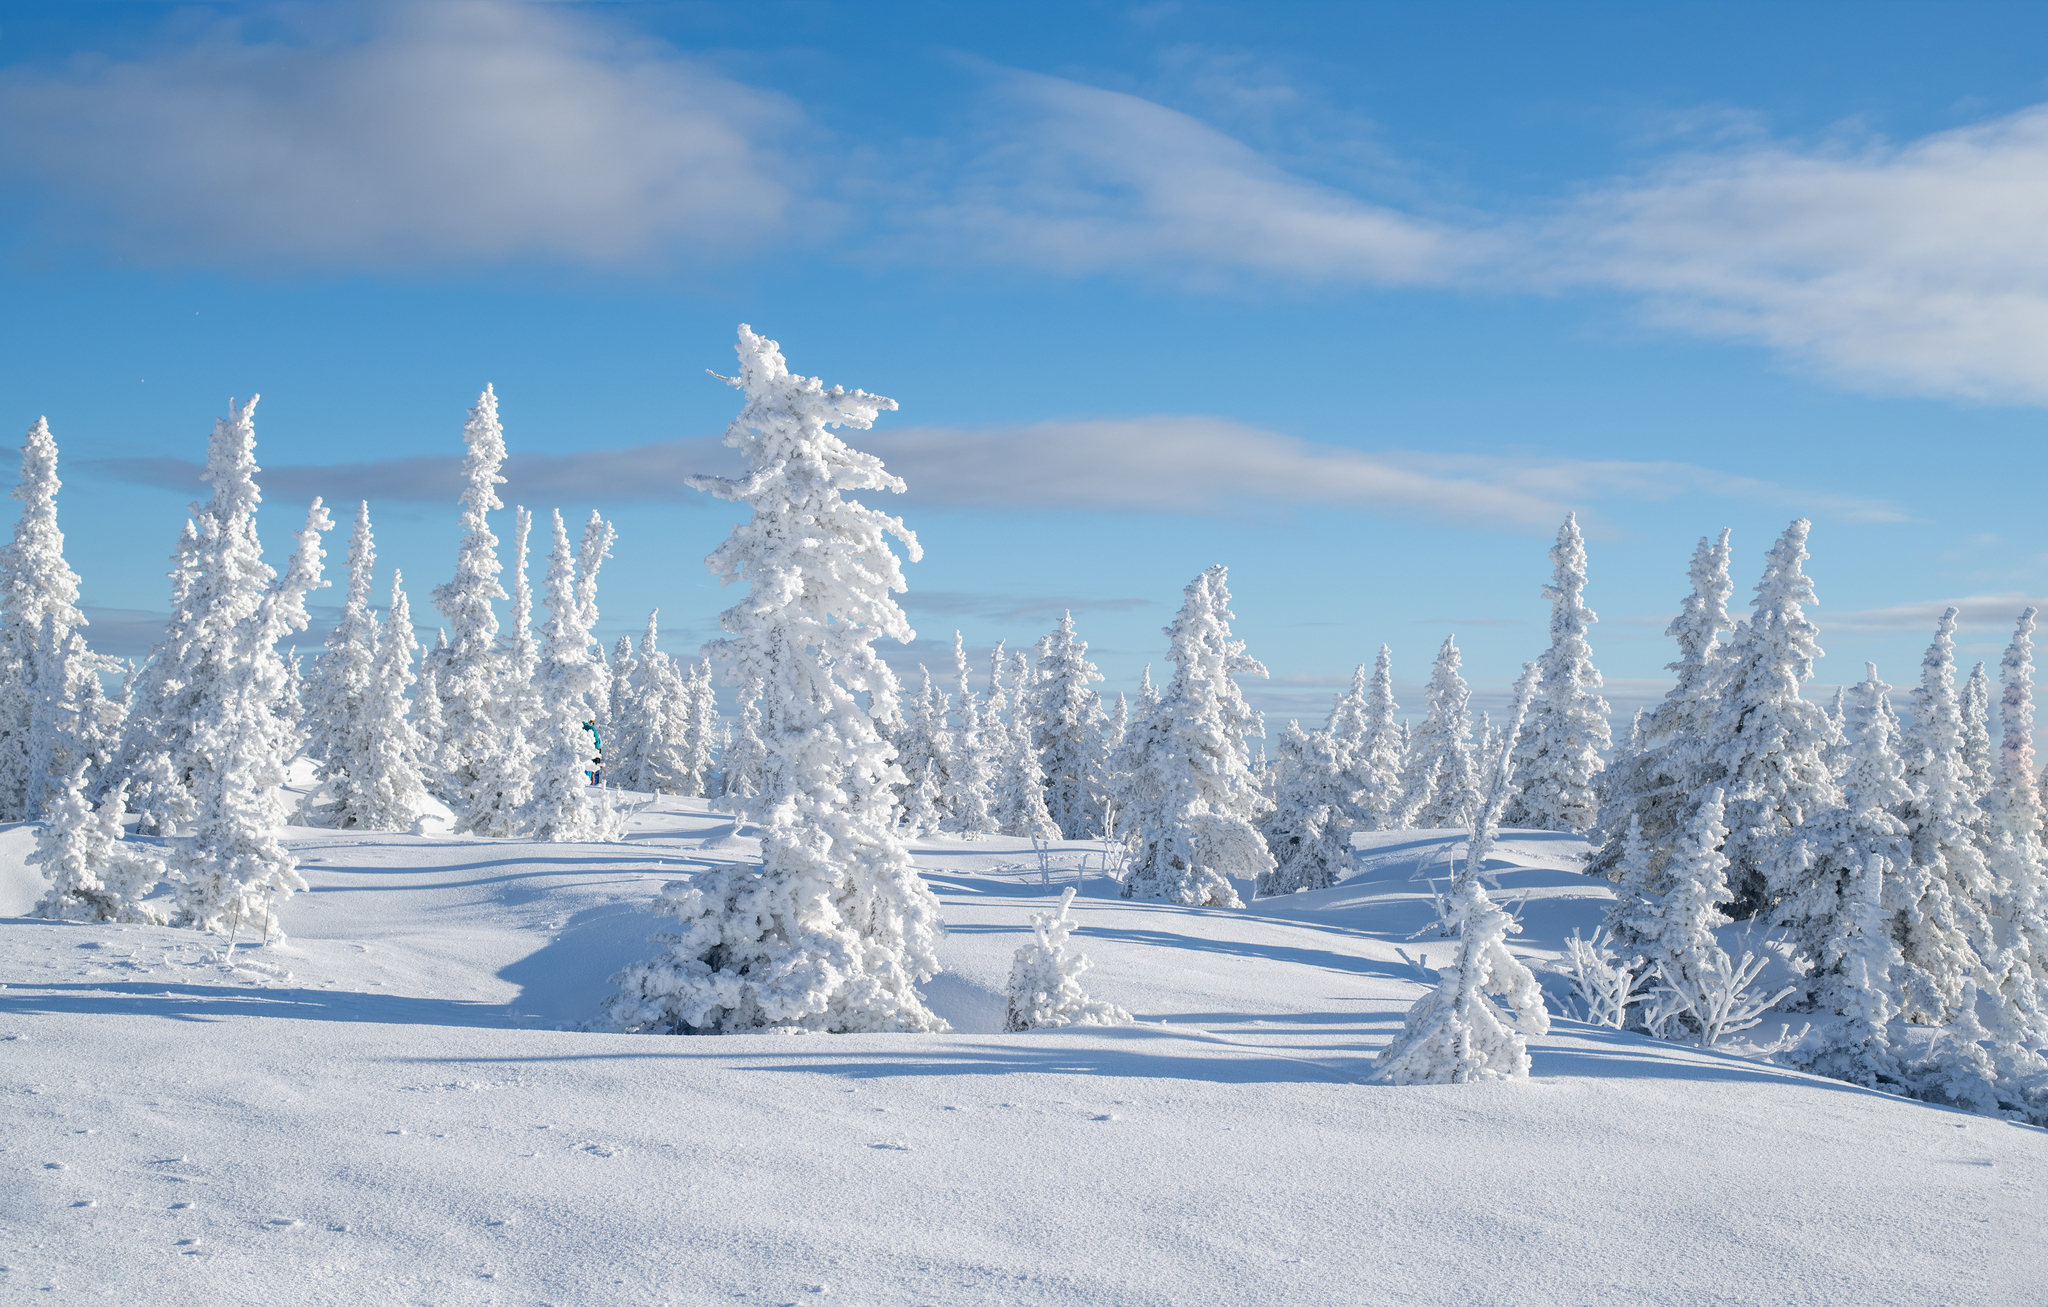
0,418,88,821
945,631,999,836
429,387,510,824
1505,514,1611,832
606,325,946,1034
303,502,380,822
1591,529,1734,882
1705,520,1843,919
344,572,430,832
1344,647,1405,830
1118,567,1272,907
1027,611,1108,838
1897,609,1996,1023
1403,636,1481,828
523,510,615,842
130,398,333,937
1978,611,2048,1068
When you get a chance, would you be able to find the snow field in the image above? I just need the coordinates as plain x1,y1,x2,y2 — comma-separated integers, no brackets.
2,804,2041,1305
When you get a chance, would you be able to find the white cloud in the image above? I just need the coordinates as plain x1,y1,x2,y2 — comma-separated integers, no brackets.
863,417,1901,528
1561,105,2048,403
0,1,798,268
1824,593,2047,634
82,413,1896,530
914,69,1473,285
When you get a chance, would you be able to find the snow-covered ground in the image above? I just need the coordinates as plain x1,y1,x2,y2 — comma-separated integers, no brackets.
1,801,2041,1305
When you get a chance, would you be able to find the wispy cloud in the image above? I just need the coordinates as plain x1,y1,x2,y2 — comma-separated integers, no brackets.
911,68,1475,285
1824,593,2048,634
0,1,799,269
1559,105,2048,403
81,414,1896,530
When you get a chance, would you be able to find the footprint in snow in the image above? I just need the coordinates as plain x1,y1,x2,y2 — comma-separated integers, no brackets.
869,1141,910,1151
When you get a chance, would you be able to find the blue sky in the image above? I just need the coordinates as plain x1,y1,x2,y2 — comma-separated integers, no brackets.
2,0,2046,729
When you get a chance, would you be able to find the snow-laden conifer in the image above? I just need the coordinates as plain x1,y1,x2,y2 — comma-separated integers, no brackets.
1782,665,1911,1086
1505,514,1611,832
30,762,164,924
683,659,723,797
428,387,510,822
1377,665,1548,1083
605,634,642,788
1608,788,1735,998
895,666,953,821
944,632,998,836
718,676,767,803
1257,720,1355,896
340,571,431,832
1402,636,1481,828
456,506,538,836
1704,520,1843,918
993,647,1060,839
412,630,446,779
523,510,615,841
1004,887,1131,1031
605,325,945,1034
153,398,333,938
303,502,378,784
1961,662,1995,810
1027,611,1108,838
1118,566,1270,907
1897,609,1995,1023
1976,611,2048,1070
0,418,88,822
1345,647,1405,831
1591,529,1733,882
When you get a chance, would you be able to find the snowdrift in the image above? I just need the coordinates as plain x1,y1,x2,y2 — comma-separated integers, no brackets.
0,801,2040,1304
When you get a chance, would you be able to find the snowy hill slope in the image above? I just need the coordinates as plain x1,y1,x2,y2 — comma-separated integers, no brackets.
1,801,2041,1305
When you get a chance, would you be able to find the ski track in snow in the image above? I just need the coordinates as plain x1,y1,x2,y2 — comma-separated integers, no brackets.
0,801,2040,1305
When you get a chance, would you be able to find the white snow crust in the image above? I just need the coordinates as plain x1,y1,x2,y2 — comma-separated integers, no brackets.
0,803,2041,1304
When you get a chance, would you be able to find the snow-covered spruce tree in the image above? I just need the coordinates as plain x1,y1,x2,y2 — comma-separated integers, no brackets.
30,764,165,926
1377,665,1548,1084
718,676,767,804
1504,514,1611,832
1118,566,1271,907
1402,636,1481,828
523,510,615,842
1703,520,1844,919
303,503,375,767
1781,664,1912,1087
944,631,998,836
604,324,945,1034
108,522,200,834
1897,609,1996,1023
1004,887,1132,1031
1257,720,1355,896
1344,647,1405,831
1324,662,1370,758
23,615,107,821
1608,788,1734,992
155,398,333,937
428,386,511,822
1961,661,1995,811
605,634,643,790
0,418,88,822
457,506,538,837
1028,611,1108,838
412,630,446,779
1977,611,2048,1067
994,647,1060,840
682,658,723,797
895,665,953,823
575,509,615,751
302,502,380,822
1590,529,1734,882
339,571,431,832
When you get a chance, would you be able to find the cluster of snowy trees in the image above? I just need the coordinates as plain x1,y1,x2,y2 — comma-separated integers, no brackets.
16,388,725,940
1588,521,2048,1123
11,323,2047,1122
